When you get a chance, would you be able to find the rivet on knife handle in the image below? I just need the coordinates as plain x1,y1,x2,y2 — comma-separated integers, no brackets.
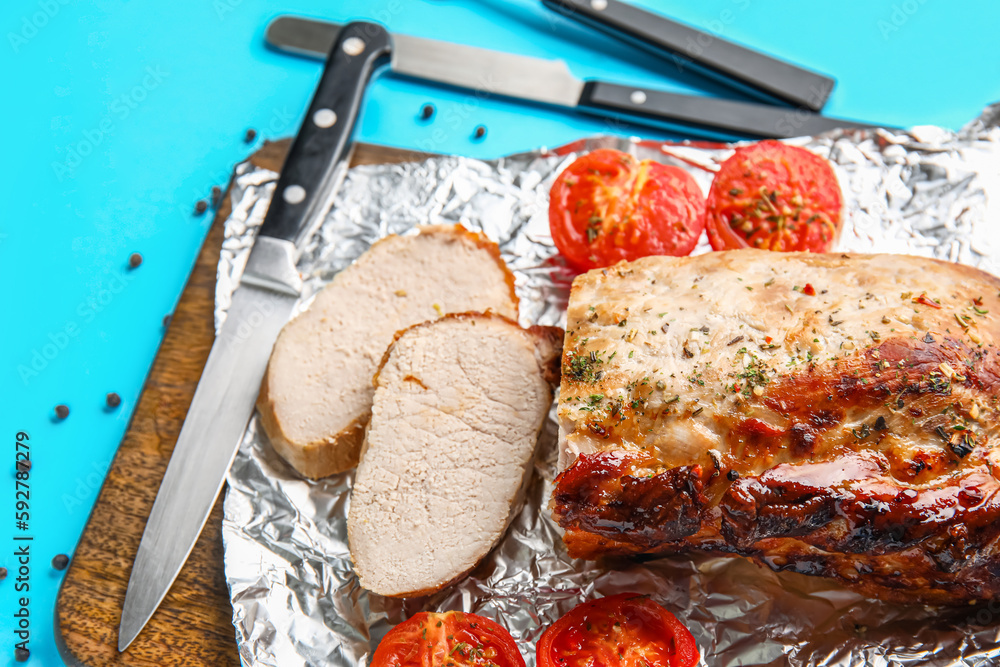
117,21,391,654
544,0,835,112
258,21,391,246
262,16,888,141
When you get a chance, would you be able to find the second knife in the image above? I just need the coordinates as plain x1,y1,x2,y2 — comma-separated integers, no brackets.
266,15,881,140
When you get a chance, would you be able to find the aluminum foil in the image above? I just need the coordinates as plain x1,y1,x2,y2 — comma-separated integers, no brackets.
221,106,1000,667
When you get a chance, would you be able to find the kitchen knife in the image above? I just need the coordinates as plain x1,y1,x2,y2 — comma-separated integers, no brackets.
543,0,835,111
117,21,391,651
265,15,880,140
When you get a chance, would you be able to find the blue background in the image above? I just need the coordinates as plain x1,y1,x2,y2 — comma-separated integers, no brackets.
2,0,998,664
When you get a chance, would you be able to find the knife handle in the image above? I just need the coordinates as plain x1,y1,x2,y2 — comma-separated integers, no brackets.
544,0,834,112
578,80,878,139
257,21,391,244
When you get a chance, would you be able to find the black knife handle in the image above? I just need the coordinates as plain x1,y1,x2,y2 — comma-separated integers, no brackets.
545,0,834,111
258,22,391,243
579,80,878,139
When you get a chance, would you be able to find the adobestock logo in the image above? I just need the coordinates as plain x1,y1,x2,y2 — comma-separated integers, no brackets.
7,0,71,54
877,0,931,40
17,267,137,385
51,65,170,182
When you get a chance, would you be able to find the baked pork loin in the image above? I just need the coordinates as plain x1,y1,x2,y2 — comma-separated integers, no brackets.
258,225,518,479
554,250,1000,605
349,313,561,597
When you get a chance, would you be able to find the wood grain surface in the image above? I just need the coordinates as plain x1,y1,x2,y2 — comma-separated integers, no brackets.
56,141,428,666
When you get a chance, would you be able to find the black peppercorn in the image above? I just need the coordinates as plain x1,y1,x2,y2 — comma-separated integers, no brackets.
244,128,257,143
16,459,30,473
473,125,487,139
128,252,143,268
194,199,208,215
0,566,7,580
727,469,741,481
14,647,29,662
52,554,70,571
55,404,69,419
162,314,172,328
420,103,435,120
106,392,122,408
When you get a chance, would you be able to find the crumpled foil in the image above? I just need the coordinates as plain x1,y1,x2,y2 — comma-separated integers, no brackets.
220,106,1000,667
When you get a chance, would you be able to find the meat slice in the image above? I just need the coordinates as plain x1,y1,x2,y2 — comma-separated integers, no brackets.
257,225,518,479
554,249,1000,605
348,313,561,597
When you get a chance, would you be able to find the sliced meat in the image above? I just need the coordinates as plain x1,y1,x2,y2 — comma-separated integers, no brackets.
554,249,1000,605
348,313,561,597
257,225,518,479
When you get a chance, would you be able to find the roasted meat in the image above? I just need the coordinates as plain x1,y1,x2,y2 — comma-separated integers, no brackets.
349,313,561,597
553,250,1000,605
258,225,518,479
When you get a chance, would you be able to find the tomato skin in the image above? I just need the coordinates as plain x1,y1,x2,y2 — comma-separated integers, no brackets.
536,593,699,667
705,140,842,252
549,149,706,271
371,611,525,667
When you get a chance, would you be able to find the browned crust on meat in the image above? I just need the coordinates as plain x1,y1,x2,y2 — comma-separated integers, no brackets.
256,367,367,478
553,450,1000,605
554,251,1000,605
528,324,565,387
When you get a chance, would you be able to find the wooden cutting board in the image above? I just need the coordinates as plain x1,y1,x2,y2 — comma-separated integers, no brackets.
56,141,428,667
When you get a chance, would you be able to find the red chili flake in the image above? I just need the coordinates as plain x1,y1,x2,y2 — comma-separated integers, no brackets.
973,296,983,306
914,293,942,309
765,336,773,344
803,283,816,296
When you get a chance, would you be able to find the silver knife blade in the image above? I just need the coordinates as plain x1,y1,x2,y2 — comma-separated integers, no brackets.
118,19,391,650
266,15,584,107
391,34,583,108
265,16,885,139
118,277,298,651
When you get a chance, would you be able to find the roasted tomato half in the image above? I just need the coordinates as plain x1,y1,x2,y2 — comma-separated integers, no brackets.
536,593,700,667
549,149,706,271
371,611,525,667
705,140,842,252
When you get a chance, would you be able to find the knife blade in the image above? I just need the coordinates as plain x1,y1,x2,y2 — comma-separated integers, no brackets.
542,0,835,111
118,21,392,651
265,15,882,140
